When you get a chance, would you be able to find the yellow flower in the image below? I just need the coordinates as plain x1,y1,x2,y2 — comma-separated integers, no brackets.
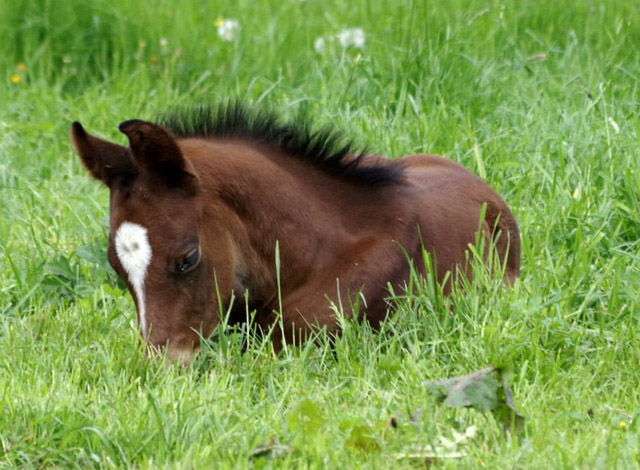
10,74,21,84
213,17,225,28
16,63,27,72
619,421,628,429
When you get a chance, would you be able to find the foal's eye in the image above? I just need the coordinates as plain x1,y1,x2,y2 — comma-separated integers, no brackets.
178,246,201,273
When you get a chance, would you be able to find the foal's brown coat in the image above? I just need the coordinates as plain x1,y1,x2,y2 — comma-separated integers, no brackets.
72,106,519,362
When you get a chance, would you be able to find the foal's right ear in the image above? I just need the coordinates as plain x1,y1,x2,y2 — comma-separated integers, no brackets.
70,122,137,187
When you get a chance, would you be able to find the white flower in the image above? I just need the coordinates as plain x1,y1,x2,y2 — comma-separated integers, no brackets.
159,37,169,55
217,19,240,42
314,37,326,53
336,28,365,48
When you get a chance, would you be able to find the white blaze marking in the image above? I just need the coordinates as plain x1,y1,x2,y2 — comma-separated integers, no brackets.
115,222,152,338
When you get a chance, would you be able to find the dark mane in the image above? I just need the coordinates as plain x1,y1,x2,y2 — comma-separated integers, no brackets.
158,102,403,186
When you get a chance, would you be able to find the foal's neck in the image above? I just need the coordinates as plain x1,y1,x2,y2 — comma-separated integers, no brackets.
185,138,393,298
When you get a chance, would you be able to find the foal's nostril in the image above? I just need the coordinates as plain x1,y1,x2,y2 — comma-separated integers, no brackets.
145,339,168,357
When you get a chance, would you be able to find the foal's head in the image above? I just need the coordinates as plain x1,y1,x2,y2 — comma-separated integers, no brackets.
71,120,217,363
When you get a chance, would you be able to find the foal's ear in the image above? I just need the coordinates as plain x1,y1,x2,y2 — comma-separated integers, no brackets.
118,119,195,190
71,122,137,187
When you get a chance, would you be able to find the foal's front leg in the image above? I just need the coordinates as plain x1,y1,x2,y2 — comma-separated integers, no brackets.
274,238,412,347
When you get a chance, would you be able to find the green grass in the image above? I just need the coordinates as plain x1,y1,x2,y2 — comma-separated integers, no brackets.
2,0,640,467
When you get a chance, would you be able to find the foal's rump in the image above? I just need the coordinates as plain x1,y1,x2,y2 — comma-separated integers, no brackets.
400,154,520,285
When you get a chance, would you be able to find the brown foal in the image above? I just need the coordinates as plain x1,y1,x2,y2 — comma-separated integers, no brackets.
71,104,519,363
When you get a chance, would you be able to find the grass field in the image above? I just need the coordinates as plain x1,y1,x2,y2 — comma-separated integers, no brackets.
2,0,640,467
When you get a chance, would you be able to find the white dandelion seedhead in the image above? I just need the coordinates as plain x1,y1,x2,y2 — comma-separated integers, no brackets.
217,19,240,42
314,37,326,53
336,28,365,48
314,27,366,54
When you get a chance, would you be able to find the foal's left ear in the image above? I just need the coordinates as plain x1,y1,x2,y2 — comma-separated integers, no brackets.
119,119,196,191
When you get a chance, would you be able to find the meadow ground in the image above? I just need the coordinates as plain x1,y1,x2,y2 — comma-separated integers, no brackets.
2,0,640,468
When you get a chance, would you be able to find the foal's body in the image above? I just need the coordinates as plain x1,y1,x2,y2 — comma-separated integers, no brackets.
176,138,519,342
72,105,519,361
